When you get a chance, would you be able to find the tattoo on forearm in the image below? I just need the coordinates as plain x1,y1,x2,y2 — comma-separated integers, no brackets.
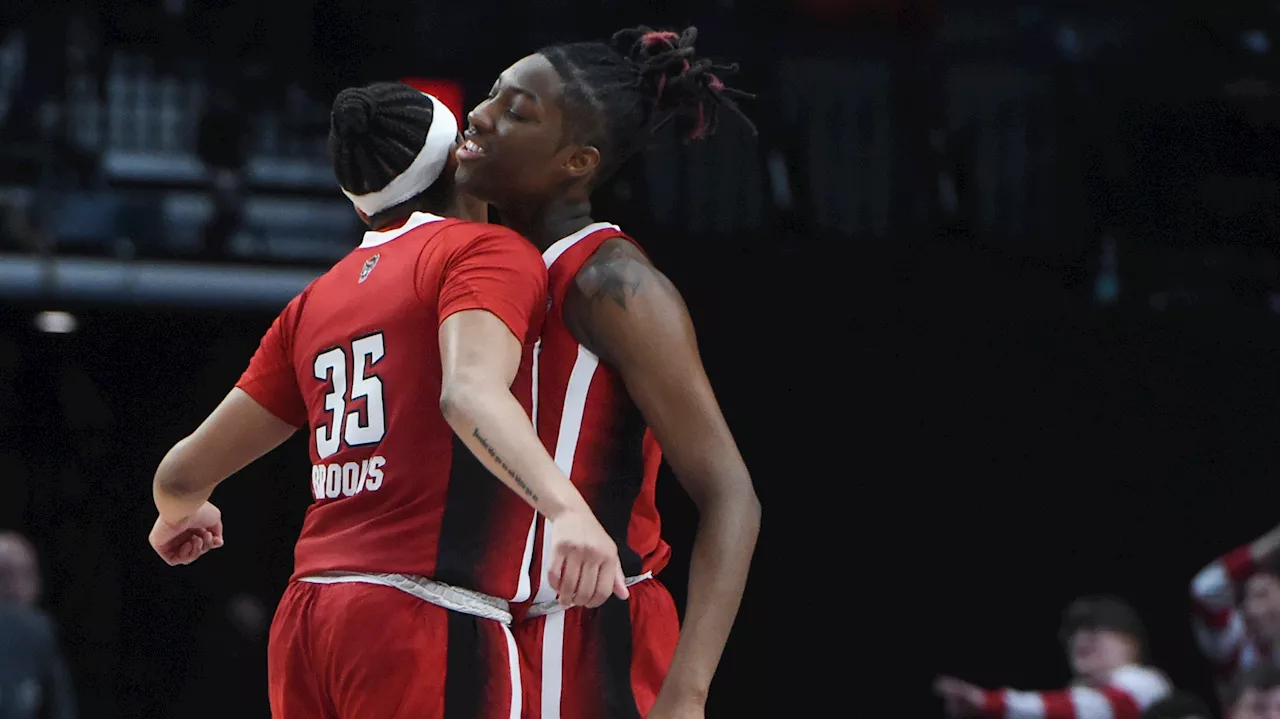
471,428,539,502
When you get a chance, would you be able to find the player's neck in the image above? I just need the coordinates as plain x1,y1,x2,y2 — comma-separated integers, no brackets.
504,200,594,252
444,192,488,223
426,193,488,224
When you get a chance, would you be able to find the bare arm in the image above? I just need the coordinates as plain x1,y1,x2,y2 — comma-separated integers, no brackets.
564,239,762,704
438,309,592,522
153,388,298,524
1247,525,1280,564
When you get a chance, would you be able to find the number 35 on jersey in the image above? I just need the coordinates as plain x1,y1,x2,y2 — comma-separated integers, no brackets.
310,332,388,500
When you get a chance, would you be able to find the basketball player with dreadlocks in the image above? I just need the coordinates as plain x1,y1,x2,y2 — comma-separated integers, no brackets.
455,26,762,719
145,84,629,719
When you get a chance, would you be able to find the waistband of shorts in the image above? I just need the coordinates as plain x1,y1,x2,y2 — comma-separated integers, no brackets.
523,572,653,620
297,571,512,624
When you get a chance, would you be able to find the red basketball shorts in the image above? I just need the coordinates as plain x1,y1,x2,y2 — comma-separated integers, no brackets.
516,578,680,719
267,580,520,719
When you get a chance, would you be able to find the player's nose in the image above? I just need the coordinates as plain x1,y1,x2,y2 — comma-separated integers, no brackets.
466,101,496,135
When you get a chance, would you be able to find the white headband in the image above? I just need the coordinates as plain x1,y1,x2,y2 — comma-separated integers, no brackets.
342,92,459,217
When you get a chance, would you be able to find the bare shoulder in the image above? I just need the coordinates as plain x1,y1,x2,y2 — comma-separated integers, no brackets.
565,237,690,362
573,237,677,311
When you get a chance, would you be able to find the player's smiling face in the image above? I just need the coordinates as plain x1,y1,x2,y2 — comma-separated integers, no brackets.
455,54,599,209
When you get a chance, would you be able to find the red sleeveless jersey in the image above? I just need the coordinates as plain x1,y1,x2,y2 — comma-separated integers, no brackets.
526,222,671,603
235,212,545,601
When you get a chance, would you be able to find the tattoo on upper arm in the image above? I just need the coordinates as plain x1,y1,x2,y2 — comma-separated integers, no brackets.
564,241,689,363
581,243,644,310
471,427,539,502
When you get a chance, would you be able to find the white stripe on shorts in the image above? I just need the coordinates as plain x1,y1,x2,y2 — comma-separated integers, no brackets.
541,610,567,719
501,622,522,719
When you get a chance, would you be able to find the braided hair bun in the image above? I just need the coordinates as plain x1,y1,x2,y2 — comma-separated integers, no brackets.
329,82,437,197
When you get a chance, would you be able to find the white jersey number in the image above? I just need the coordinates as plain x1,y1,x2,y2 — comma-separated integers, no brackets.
313,332,387,459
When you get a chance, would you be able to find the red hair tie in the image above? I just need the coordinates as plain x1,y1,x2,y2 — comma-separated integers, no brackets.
641,30,680,49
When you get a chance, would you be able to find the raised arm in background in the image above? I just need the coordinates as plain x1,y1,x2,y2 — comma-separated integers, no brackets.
1190,523,1280,690
933,667,1170,719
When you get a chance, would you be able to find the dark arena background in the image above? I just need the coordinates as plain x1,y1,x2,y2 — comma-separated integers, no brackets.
9,0,1280,717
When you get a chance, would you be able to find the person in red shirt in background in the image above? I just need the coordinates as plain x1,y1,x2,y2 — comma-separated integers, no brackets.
455,25,762,719
1192,523,1280,697
145,82,627,719
935,596,1172,719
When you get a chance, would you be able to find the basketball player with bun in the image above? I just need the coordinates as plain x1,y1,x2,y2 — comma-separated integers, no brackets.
146,83,628,718
455,26,762,719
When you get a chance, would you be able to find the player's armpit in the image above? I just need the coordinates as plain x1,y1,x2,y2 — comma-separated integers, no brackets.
153,388,298,523
563,238,761,700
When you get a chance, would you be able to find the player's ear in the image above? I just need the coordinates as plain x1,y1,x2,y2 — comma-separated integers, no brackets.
563,145,600,180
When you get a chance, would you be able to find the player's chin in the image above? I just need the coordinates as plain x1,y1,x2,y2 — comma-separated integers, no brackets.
454,166,488,197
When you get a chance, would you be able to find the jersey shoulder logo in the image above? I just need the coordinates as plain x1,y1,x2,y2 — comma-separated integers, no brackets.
359,254,380,283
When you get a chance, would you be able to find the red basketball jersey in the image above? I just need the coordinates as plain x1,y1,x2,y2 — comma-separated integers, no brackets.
236,211,546,602
527,222,671,604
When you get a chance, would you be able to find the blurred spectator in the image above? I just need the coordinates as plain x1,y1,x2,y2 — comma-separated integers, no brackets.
1141,692,1214,719
1190,524,1280,697
0,534,38,607
0,531,76,719
935,596,1171,719
1225,664,1280,719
